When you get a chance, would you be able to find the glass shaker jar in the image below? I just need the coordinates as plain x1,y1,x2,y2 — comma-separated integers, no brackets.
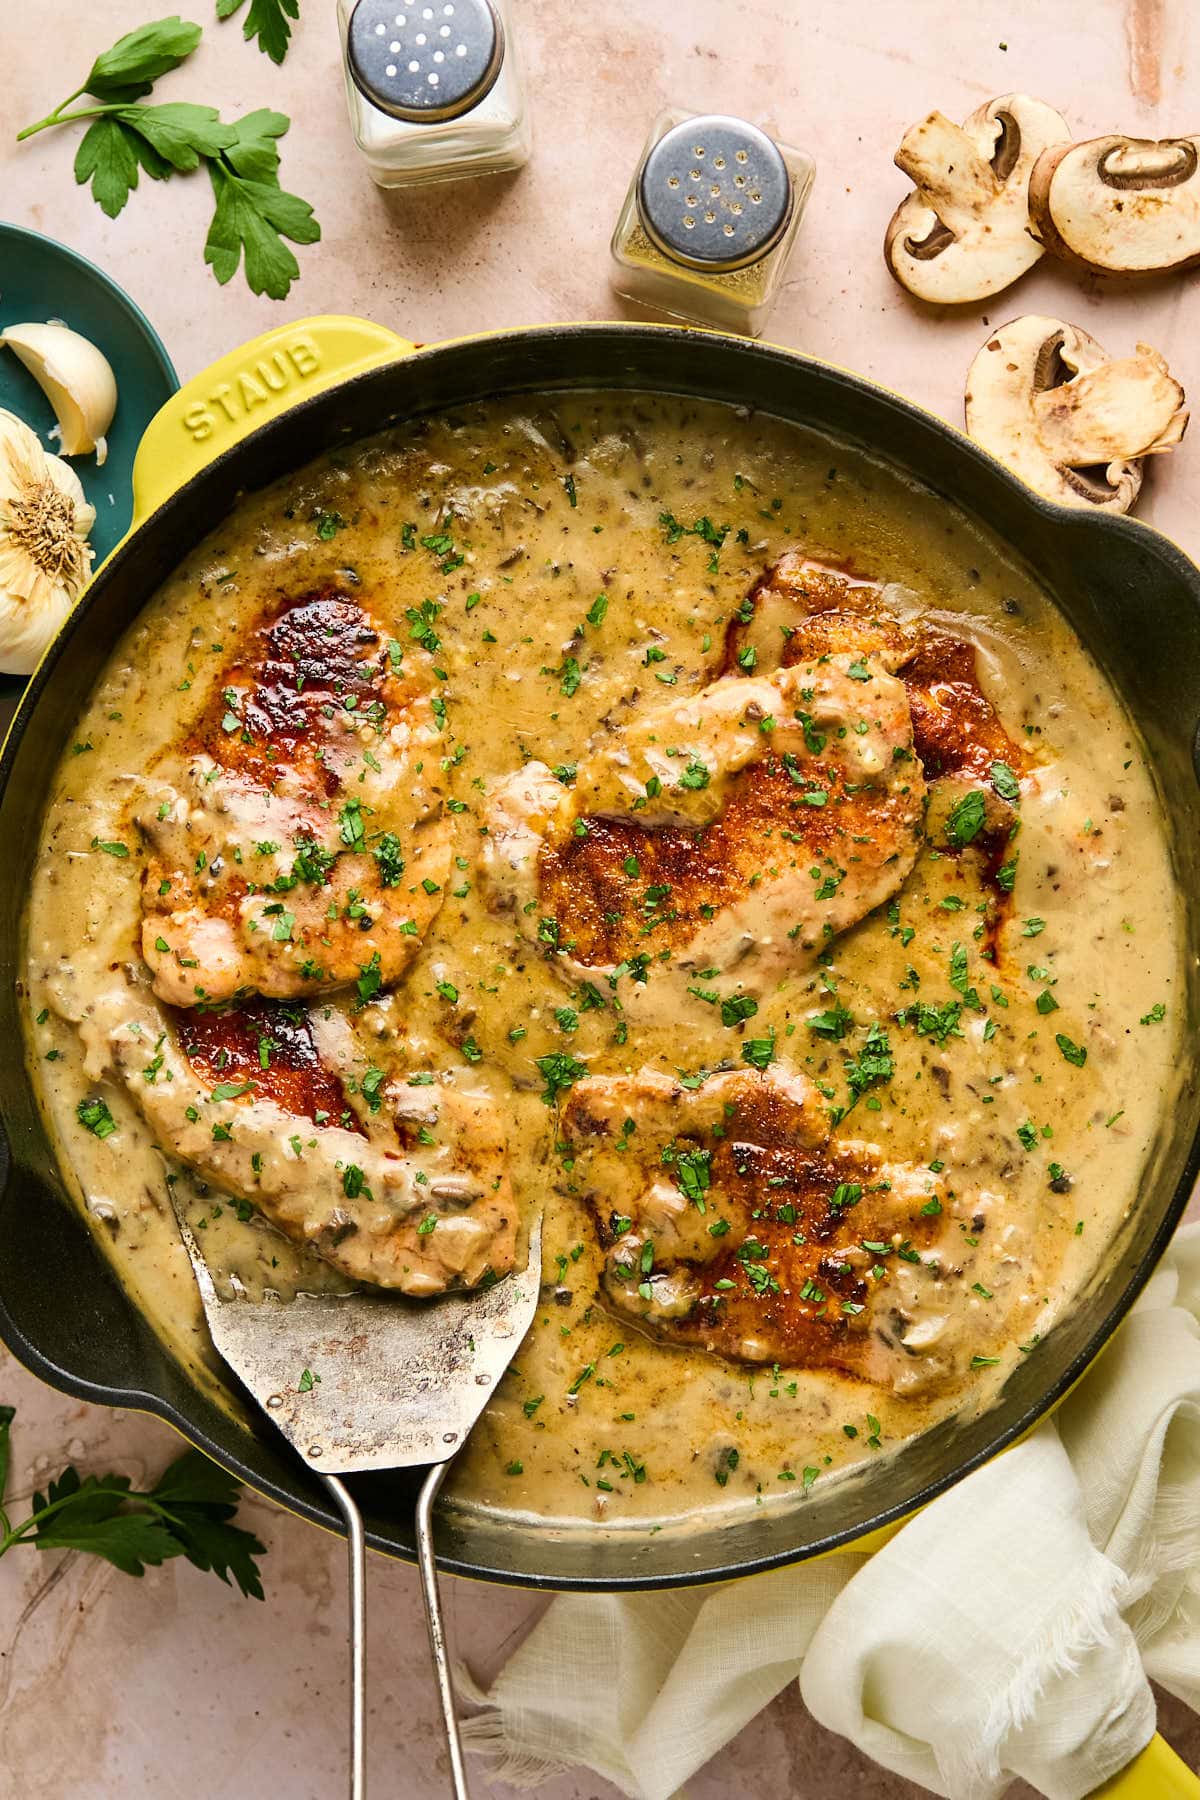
611,109,816,336
337,0,530,188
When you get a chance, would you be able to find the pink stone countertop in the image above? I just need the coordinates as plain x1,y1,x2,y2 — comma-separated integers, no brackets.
2,0,1200,1793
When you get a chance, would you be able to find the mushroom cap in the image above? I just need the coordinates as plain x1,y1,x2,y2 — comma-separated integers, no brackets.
964,314,1189,513
1029,134,1200,275
884,93,1070,303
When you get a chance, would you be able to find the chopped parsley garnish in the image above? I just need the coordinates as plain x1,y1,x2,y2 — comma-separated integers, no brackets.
406,598,443,655
338,800,365,853
944,789,986,848
897,999,963,1044
740,1035,776,1070
795,711,826,755
373,833,405,887
77,1097,117,1139
1055,1033,1087,1067
658,511,729,551
990,761,1021,801
808,1001,855,1040
672,1148,711,1205
534,1053,589,1106
356,952,382,1005
292,838,335,885
833,1024,894,1122
211,1081,254,1102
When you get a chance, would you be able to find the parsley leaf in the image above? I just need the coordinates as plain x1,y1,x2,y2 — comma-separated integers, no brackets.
84,15,204,97
21,34,320,298
204,111,320,299
842,1023,894,1107
0,1409,265,1598
945,789,987,848
534,1053,589,1106
808,1001,855,1040
74,115,171,217
216,0,300,64
77,1096,117,1139
990,761,1021,802
897,998,963,1044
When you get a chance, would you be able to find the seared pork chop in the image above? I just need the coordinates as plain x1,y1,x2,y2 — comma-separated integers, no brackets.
562,1066,995,1393
138,586,452,1008
75,978,516,1294
482,648,924,991
727,551,1028,784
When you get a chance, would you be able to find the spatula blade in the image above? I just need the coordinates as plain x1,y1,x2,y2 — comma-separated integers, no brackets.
172,1203,542,1475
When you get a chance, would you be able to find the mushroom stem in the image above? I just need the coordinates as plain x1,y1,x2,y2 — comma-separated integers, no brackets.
885,94,1070,304
895,113,1000,230
1034,350,1189,464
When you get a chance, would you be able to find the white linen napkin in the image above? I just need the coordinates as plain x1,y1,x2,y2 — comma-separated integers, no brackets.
460,1222,1200,1799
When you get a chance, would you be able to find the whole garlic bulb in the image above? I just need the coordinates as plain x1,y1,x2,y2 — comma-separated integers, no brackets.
0,408,95,674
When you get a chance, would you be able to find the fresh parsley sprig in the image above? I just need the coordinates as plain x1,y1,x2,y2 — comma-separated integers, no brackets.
217,0,300,64
16,17,319,299
0,1405,266,1597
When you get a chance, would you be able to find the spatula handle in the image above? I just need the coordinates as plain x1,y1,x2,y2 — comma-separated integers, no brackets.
417,1460,473,1800
322,1474,368,1800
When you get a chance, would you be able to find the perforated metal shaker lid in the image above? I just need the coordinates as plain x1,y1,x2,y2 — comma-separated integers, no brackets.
347,0,504,124
637,115,793,272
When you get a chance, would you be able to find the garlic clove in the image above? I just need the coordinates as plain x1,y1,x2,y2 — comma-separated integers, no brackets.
0,322,117,466
0,408,95,675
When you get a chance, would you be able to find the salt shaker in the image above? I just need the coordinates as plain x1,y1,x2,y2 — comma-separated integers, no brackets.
610,110,816,336
337,0,530,189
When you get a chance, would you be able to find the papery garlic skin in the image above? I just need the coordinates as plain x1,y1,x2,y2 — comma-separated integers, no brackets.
0,409,96,675
0,323,117,466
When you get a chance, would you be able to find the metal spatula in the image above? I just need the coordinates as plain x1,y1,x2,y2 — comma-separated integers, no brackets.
169,1194,543,1800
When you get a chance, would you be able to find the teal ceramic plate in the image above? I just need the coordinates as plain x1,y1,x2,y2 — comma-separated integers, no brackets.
0,221,178,718
0,221,178,560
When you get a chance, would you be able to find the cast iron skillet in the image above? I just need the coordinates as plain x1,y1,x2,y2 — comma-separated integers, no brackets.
1,317,1198,1593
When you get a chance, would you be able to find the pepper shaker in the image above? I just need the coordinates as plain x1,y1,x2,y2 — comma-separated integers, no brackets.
337,0,530,188
610,109,816,336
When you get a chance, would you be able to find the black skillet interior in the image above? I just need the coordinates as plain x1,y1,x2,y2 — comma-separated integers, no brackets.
1,324,1198,1588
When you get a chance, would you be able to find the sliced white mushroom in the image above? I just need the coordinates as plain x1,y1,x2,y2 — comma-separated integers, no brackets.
1029,133,1200,275
964,315,1188,512
884,94,1070,303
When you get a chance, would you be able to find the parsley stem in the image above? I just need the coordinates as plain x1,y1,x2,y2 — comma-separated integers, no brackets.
16,100,126,140
0,1481,171,1554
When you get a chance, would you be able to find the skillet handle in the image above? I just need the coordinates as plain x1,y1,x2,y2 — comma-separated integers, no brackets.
1088,1734,1199,1798
128,315,417,525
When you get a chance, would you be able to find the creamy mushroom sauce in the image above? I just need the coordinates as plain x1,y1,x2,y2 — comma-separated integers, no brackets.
24,392,1183,1530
